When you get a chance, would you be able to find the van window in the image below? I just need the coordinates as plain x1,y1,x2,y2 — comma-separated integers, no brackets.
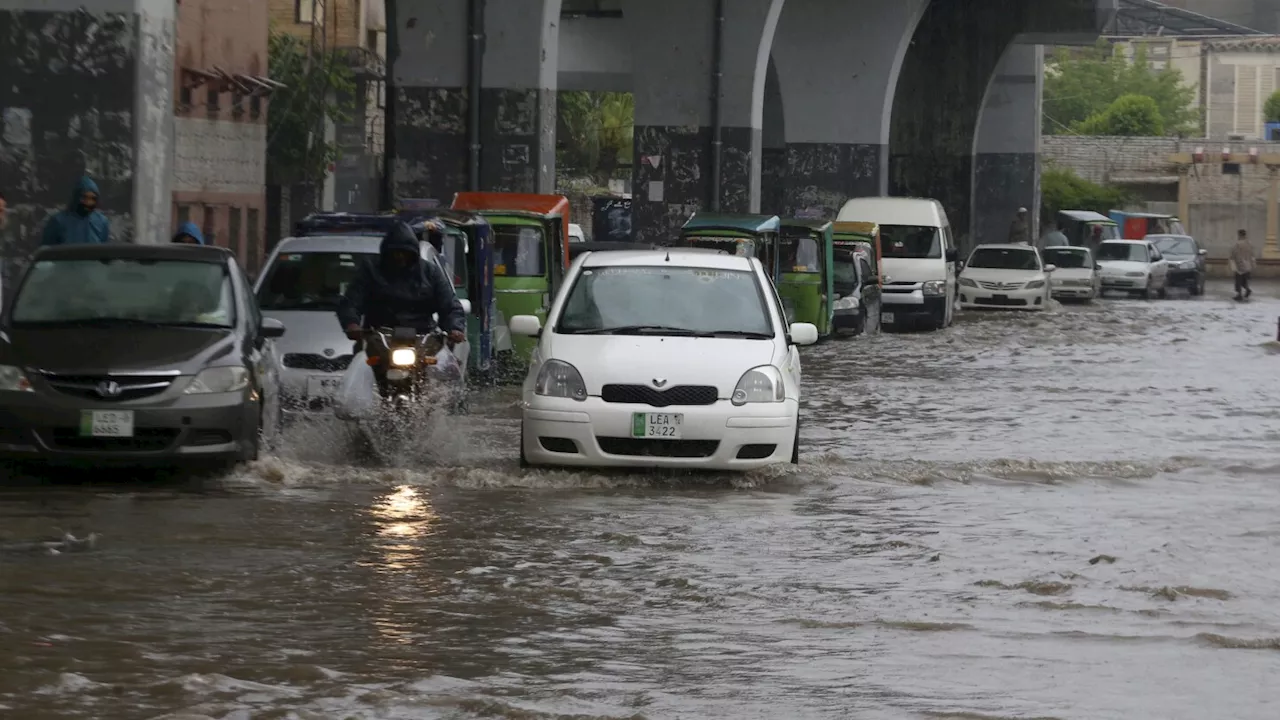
881,225,942,259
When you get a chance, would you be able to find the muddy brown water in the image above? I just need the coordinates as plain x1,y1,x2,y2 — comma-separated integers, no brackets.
3,281,1280,719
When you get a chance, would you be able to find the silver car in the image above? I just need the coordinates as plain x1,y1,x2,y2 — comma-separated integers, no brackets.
253,235,471,419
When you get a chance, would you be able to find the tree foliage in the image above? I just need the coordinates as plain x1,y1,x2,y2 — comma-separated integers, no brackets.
557,91,633,183
1041,165,1134,221
1073,94,1165,136
1044,39,1197,136
1265,90,1280,123
267,30,357,184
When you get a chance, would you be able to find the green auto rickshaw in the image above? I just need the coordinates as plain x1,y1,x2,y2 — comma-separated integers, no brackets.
778,219,834,336
450,192,572,371
678,212,781,281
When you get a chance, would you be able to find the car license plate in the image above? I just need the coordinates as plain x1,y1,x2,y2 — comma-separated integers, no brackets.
880,312,895,324
632,412,683,439
80,410,134,438
307,375,341,398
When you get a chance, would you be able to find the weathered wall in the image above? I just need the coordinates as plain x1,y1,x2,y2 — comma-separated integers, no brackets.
270,0,366,49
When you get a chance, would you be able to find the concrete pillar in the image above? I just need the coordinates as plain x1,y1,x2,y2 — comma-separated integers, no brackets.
767,0,927,218
390,0,560,203
971,43,1043,249
623,0,783,243
760,58,786,215
0,0,173,263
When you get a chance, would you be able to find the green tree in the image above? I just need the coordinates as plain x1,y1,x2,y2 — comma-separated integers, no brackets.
266,30,356,184
1041,165,1134,221
1264,89,1280,123
557,91,634,183
1044,39,1197,136
1073,94,1165,136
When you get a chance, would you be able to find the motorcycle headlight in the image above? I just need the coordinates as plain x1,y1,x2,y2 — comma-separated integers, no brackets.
1025,280,1046,289
922,280,945,296
185,367,250,394
732,365,785,406
534,360,587,401
391,348,416,367
959,277,978,288
0,364,32,392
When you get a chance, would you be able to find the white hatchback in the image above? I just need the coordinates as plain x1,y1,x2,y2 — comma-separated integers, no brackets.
511,248,818,470
958,244,1054,311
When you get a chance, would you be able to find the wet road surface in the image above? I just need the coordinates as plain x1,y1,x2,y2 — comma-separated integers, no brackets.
3,281,1280,719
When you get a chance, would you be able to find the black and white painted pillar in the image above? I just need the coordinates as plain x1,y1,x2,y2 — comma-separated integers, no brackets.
391,0,560,203
767,0,927,219
971,43,1043,249
624,0,782,244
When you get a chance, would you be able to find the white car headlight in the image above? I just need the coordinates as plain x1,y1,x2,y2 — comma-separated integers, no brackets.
391,348,416,367
732,365,785,406
959,277,977,288
185,367,250,394
0,364,32,392
922,280,945,296
833,295,860,310
534,359,587,401
1025,279,1046,289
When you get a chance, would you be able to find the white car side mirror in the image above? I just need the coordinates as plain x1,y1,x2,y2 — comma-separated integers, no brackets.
510,315,542,337
789,322,819,346
1044,264,1056,273
459,298,472,315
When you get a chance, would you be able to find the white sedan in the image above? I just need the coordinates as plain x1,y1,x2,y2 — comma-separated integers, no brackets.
1096,239,1169,299
510,248,818,470
957,244,1055,310
1042,246,1101,302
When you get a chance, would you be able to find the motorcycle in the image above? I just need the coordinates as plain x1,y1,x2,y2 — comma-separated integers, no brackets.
353,326,463,462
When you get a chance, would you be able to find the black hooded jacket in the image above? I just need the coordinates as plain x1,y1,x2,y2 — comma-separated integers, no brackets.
336,222,467,333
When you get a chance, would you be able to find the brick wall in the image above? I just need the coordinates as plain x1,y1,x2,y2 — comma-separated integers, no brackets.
269,0,366,49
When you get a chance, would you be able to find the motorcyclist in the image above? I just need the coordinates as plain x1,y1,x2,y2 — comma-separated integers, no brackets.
336,221,466,346
41,176,110,245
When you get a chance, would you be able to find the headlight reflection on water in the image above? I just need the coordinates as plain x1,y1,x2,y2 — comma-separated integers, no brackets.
365,485,440,644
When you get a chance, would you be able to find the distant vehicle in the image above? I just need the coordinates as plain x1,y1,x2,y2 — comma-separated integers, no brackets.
510,248,818,471
1109,210,1184,240
1147,233,1207,296
0,243,286,470
1042,246,1101,302
1096,239,1170,299
836,197,959,331
1056,210,1119,248
831,242,883,335
255,234,471,418
568,223,586,243
958,243,1054,311
679,212,782,283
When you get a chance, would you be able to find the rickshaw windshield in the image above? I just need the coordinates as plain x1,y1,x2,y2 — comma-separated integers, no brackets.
780,235,821,273
440,231,466,285
833,250,858,289
686,235,751,256
494,225,546,277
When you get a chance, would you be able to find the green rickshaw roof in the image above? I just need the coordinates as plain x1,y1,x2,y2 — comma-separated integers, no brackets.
682,212,780,234
780,218,833,233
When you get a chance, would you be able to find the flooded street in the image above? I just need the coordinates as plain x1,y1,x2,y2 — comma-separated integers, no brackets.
4,281,1280,720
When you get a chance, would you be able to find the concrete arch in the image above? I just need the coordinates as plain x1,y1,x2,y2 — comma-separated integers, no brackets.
762,55,786,214
888,0,1030,247
971,43,1044,249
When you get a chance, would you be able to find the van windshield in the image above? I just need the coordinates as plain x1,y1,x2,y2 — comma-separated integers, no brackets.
881,225,942,259
257,251,371,311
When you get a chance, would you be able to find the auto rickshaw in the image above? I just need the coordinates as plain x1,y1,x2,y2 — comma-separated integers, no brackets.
678,213,781,281
450,192,572,368
832,221,884,284
1055,210,1119,251
1109,210,1185,240
778,219,834,336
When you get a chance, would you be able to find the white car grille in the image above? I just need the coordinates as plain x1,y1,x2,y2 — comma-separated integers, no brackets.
1056,278,1090,287
978,281,1026,291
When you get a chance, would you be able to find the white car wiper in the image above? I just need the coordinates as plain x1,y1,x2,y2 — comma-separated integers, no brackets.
588,325,700,336
703,330,773,339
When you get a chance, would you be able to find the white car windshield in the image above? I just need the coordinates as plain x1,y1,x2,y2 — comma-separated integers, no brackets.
1098,243,1149,263
967,247,1039,270
12,258,236,328
257,251,372,311
1042,248,1091,269
555,265,774,338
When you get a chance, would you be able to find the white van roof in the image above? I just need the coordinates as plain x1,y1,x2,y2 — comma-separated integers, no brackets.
836,196,949,227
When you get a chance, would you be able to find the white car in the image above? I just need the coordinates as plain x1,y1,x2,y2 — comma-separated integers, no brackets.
568,223,586,243
1042,246,1101,302
1096,239,1169,299
511,248,819,470
957,244,1054,310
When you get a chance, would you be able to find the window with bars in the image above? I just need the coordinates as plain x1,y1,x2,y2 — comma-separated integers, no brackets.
229,207,243,258
297,0,324,24
1233,64,1271,138
247,208,261,274
202,205,217,247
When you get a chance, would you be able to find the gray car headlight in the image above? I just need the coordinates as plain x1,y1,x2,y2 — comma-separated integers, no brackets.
833,295,860,310
0,364,32,392
185,367,251,394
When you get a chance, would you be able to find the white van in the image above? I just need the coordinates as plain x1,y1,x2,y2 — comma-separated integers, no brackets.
835,197,958,331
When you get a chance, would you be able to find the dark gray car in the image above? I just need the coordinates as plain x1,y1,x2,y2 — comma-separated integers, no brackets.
0,243,285,469
1148,234,1207,295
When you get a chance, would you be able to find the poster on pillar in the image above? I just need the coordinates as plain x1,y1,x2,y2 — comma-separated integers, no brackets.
648,182,664,203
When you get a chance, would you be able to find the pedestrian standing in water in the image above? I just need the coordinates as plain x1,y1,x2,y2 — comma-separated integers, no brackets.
1007,207,1030,245
1229,228,1255,301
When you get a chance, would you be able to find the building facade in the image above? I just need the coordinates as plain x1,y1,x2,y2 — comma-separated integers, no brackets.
173,0,270,273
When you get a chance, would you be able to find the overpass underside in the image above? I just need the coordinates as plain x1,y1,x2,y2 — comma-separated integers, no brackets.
385,0,1190,245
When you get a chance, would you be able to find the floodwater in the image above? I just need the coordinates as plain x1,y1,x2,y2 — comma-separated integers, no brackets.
3,281,1280,720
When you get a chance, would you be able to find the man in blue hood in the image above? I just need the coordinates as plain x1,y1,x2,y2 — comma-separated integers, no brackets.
172,221,205,244
337,221,467,345
41,176,110,246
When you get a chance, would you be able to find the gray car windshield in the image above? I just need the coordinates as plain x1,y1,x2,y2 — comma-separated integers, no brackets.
1151,236,1195,256
1098,243,1149,262
556,266,773,337
1042,248,1090,269
881,225,942,259
12,258,236,328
